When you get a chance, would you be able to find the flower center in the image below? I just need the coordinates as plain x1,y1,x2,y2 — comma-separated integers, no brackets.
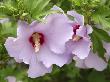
72,35,82,41
72,24,82,41
29,32,44,52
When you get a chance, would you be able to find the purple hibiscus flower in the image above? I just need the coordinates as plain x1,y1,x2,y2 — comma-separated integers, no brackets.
4,13,73,78
52,5,93,59
67,11,93,59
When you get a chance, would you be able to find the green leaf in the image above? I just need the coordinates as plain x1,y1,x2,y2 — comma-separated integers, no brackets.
92,6,110,29
90,27,110,58
90,31,106,58
88,71,106,82
71,0,83,6
0,0,51,22
31,0,51,18
60,0,72,12
93,27,110,42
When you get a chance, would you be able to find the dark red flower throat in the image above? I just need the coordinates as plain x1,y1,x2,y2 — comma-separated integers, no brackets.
73,24,80,35
29,32,44,47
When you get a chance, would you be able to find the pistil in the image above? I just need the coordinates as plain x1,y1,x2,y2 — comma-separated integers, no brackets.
29,32,44,53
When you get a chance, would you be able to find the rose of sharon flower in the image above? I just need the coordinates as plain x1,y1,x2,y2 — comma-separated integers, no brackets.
51,5,107,71
67,10,93,59
67,11,92,59
68,11,107,71
5,13,73,78
73,51,107,71
51,5,92,59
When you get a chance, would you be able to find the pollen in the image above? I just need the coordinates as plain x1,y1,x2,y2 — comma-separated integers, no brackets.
72,35,82,41
32,33,41,53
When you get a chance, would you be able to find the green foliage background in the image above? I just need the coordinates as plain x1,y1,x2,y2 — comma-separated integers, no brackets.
1,0,110,82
